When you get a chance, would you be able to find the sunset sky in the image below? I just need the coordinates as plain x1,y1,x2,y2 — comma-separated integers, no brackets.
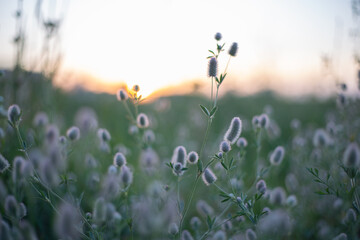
0,0,358,97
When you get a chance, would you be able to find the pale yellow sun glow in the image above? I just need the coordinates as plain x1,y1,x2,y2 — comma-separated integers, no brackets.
0,0,356,97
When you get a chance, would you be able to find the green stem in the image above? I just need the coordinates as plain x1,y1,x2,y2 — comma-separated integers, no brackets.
177,177,181,216
178,175,200,238
123,100,136,124
351,178,360,210
224,56,231,74
211,77,214,103
213,85,219,109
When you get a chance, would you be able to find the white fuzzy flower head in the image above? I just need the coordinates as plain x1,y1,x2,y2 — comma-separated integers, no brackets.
187,151,199,164
224,117,242,144
332,233,347,240
344,208,357,224
181,230,194,240
228,42,238,57
190,217,201,230
245,228,257,240
136,113,149,128
5,195,19,219
33,112,49,127
171,146,187,166
270,146,285,166
93,197,106,222
132,84,140,92
208,57,218,77
66,126,80,141
214,230,226,240
8,104,21,126
259,113,270,129
120,166,133,186
219,140,231,153
286,195,298,207
256,180,267,194
252,116,260,129
113,152,126,168
196,200,214,217
55,203,81,240
97,128,111,142
342,142,360,168
270,187,286,205
116,89,128,101
215,32,222,41
313,129,332,148
173,162,184,176
168,222,179,235
202,168,217,186
236,137,248,148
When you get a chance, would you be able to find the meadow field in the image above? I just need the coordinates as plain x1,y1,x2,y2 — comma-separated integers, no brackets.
0,1,360,239
0,45,359,240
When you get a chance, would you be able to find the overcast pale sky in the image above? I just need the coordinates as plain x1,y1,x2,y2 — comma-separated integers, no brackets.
0,0,357,97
